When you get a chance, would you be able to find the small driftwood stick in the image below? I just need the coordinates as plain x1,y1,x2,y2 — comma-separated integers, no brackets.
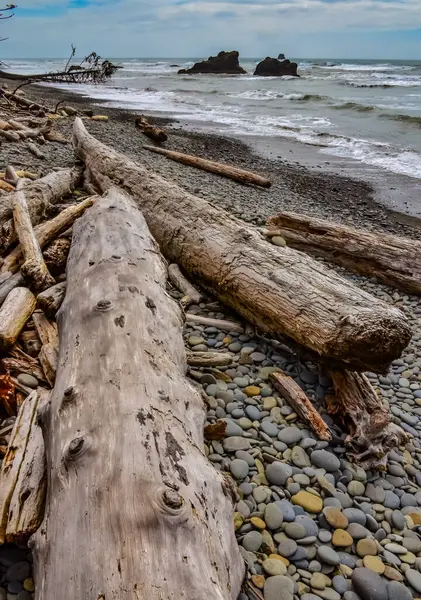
327,370,409,470
187,351,233,367
4,166,19,187
12,191,55,292
185,313,243,333
0,288,36,351
0,129,20,142
2,357,45,384
270,372,332,442
1,196,96,275
37,281,66,318
267,212,421,295
135,116,167,143
0,389,45,544
168,263,203,306
26,142,46,160
143,144,271,188
0,272,24,306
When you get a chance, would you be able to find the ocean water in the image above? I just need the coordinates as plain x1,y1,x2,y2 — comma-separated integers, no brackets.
5,57,421,179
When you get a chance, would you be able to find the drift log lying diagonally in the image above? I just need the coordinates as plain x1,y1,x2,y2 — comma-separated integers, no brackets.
0,168,81,253
32,189,244,600
266,212,421,295
73,118,411,373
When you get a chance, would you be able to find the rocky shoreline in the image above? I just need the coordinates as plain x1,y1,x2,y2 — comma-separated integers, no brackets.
0,81,421,600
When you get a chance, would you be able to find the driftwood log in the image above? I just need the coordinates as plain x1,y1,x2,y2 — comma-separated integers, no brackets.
37,282,66,318
326,371,409,469
1,196,95,275
32,188,244,599
143,144,272,188
0,168,81,253
12,191,55,292
0,288,36,351
73,118,411,372
168,263,203,306
0,389,47,544
0,272,24,306
266,212,421,295
135,116,168,143
32,312,59,387
185,314,244,333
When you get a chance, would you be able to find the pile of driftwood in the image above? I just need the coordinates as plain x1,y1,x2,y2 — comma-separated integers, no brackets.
0,109,417,598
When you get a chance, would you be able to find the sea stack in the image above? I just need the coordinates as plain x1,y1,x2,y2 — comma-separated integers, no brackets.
254,56,299,77
178,51,247,75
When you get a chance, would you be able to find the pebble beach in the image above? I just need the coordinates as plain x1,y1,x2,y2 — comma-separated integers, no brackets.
0,80,421,600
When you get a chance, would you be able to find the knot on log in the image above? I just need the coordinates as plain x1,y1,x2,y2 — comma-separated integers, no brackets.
65,434,91,462
110,254,122,262
95,300,112,312
163,489,184,510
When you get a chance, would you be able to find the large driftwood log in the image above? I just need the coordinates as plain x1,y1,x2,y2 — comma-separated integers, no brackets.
0,168,81,253
0,389,46,544
12,191,55,292
143,143,272,188
0,272,24,306
1,196,95,275
32,188,244,599
267,212,421,295
326,371,409,470
0,288,36,351
73,118,411,373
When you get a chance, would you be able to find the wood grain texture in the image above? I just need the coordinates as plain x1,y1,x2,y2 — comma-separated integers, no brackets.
32,188,244,600
267,212,421,295
73,118,411,373
168,263,203,305
143,143,271,187
0,288,36,351
0,167,81,253
37,281,66,318
0,272,24,306
12,191,55,292
185,314,244,333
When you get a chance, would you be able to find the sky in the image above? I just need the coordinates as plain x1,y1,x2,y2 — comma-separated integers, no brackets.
0,0,420,59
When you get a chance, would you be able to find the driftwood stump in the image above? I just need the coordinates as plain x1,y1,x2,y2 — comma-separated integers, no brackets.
32,188,244,599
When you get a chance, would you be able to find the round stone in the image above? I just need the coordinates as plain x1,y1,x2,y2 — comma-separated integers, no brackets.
291,446,311,468
343,508,367,525
387,581,412,600
278,427,303,445
252,575,266,589
292,491,323,514
405,569,421,593
278,539,298,557
22,580,34,594
332,575,351,594
223,437,250,452
310,450,340,472
384,543,406,555
356,539,378,557
243,531,263,552
188,335,205,346
363,556,385,574
230,459,249,480
324,507,349,529
265,503,284,530
352,568,388,600
245,406,262,421
263,558,287,576
285,523,307,540
348,481,366,497
317,546,340,566
264,575,294,600
266,463,293,486
251,517,266,530
384,492,400,509
245,386,261,397
263,397,278,410
311,572,326,590
5,563,31,582
347,523,370,540
392,511,405,530
295,515,319,537
261,422,279,437
17,373,38,389
332,529,353,547
271,236,287,247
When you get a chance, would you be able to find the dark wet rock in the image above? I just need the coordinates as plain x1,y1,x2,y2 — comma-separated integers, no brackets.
178,51,246,75
254,57,299,77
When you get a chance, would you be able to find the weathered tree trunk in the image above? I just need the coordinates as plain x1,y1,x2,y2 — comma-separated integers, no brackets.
143,143,272,188
326,371,409,470
266,212,421,295
0,168,81,253
32,188,244,600
0,288,36,351
0,272,24,306
73,118,411,373
12,191,55,292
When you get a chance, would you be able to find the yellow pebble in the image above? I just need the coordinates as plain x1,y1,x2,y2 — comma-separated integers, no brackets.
363,556,385,574
269,554,290,566
245,386,261,397
251,517,266,530
234,512,244,531
409,512,421,525
251,575,265,589
24,578,35,592
291,490,323,513
332,529,353,547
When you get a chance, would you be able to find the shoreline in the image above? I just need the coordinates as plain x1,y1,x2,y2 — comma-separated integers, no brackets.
1,78,421,238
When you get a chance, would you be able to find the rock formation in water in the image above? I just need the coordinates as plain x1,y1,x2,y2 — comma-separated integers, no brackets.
254,57,299,77
178,51,247,75
278,53,286,60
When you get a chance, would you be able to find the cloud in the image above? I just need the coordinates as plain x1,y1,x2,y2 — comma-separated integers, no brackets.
1,0,420,58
